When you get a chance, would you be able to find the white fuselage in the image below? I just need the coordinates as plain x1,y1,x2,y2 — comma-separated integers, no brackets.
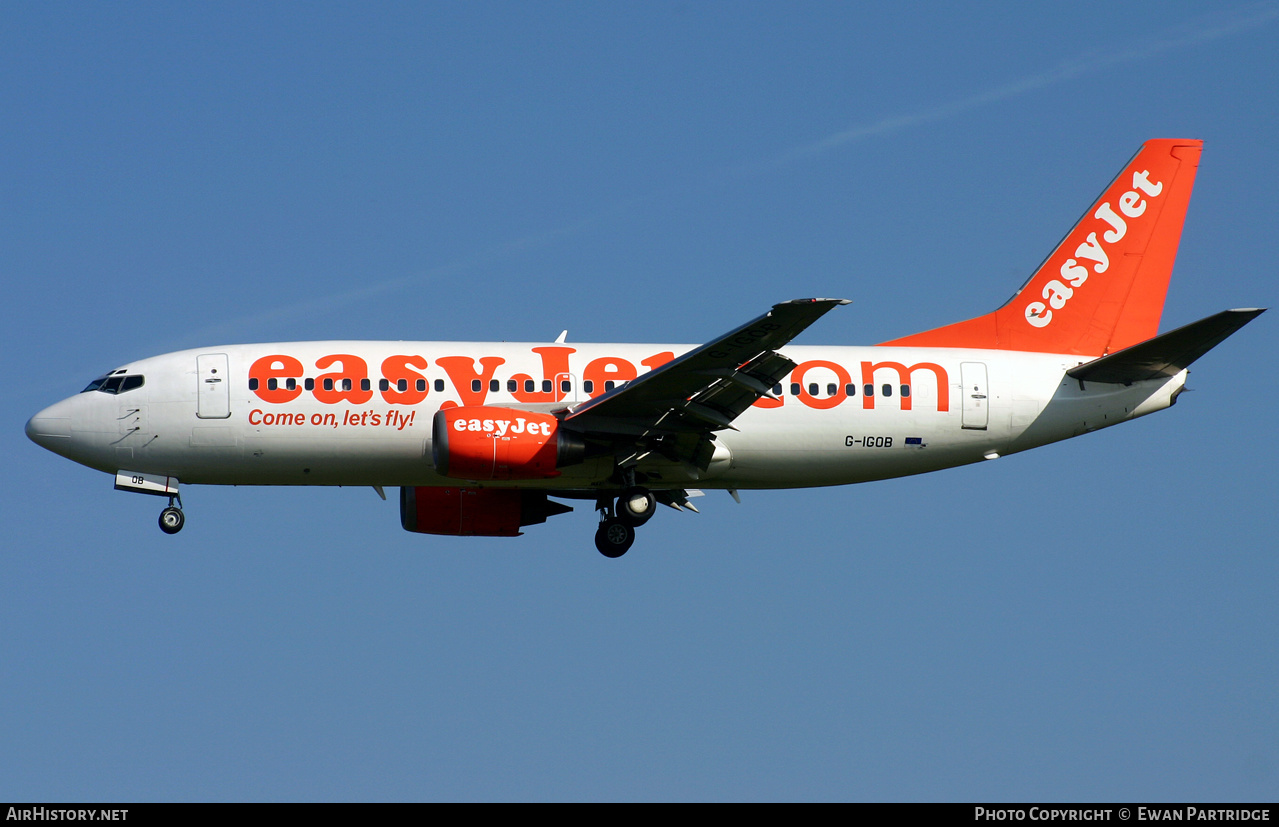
27,340,1186,492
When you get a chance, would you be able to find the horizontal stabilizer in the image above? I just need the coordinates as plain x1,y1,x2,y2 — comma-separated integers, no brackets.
1067,308,1265,384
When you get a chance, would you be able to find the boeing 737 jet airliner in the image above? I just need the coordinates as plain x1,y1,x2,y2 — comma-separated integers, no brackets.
26,140,1263,557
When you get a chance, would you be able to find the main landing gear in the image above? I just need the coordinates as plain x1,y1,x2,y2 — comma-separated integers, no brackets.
594,486,657,558
158,496,185,535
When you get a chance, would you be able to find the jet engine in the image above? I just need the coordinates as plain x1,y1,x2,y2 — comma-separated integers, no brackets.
432,407,585,480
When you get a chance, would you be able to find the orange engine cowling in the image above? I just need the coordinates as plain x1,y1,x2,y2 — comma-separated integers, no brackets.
432,407,585,480
400,486,573,536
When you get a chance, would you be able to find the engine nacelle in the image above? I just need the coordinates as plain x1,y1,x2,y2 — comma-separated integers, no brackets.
432,407,585,480
400,486,573,536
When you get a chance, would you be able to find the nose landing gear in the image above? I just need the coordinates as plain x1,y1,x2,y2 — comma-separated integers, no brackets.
158,496,184,535
114,472,186,535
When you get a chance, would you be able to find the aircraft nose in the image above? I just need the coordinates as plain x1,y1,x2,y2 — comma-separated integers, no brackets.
26,402,73,451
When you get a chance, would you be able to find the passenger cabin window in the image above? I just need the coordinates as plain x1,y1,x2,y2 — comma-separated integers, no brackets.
901,384,911,398
560,379,571,393
605,381,616,392
379,379,390,392
882,384,892,397
489,379,500,392
434,379,445,392
790,383,801,396
471,379,481,392
863,384,874,397
845,384,857,396
359,379,370,391
584,380,595,393
248,378,258,391
415,379,426,392
827,383,838,396
808,383,819,396
323,378,334,391
524,379,535,393
507,379,517,393
305,378,315,391
541,380,552,393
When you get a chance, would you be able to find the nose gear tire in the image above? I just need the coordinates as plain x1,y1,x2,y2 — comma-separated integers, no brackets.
159,507,185,535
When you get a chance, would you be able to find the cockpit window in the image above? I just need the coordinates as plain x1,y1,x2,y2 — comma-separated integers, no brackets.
81,373,145,395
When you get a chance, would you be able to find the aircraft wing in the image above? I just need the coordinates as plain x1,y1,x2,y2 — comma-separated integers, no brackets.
563,298,848,468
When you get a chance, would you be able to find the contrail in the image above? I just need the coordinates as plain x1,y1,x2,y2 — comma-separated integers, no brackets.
777,3,1279,163
177,212,605,348
191,3,1278,346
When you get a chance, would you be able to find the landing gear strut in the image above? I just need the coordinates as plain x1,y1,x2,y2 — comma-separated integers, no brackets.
158,495,184,535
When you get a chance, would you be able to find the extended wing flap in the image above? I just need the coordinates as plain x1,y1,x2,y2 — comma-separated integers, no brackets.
675,351,798,431
566,298,848,433
1066,308,1265,384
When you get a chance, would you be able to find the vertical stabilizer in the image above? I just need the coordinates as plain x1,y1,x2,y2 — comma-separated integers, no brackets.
882,139,1202,355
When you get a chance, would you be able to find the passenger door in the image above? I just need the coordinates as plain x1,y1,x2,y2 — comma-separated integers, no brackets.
197,353,231,419
960,361,989,430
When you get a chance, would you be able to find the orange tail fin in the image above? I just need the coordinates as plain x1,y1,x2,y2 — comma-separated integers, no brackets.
882,139,1202,355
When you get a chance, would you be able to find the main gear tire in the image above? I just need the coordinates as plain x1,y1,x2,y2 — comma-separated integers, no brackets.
594,517,635,558
617,487,657,527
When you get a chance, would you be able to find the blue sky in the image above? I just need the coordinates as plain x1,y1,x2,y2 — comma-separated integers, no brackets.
3,2,1277,801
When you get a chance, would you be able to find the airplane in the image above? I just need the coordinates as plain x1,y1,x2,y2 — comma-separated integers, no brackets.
25,139,1264,558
